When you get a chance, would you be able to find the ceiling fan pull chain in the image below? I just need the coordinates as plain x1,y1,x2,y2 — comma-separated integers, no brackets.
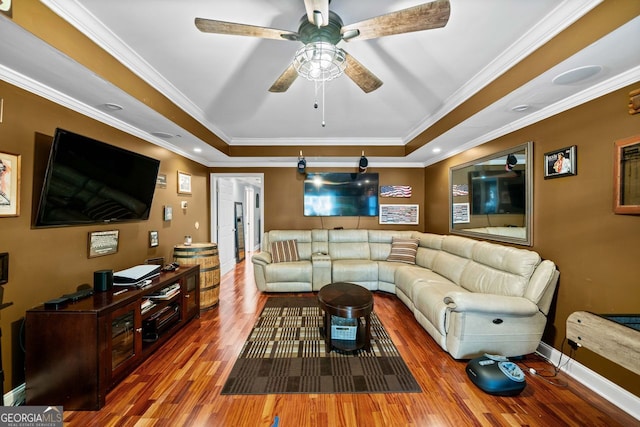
322,77,326,127
314,80,319,109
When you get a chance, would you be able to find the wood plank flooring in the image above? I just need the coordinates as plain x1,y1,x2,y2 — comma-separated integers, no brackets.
64,255,637,426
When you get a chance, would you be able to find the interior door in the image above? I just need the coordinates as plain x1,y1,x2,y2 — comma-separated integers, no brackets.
234,202,245,262
216,179,236,275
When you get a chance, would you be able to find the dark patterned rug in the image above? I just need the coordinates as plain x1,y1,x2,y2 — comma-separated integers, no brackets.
221,296,421,395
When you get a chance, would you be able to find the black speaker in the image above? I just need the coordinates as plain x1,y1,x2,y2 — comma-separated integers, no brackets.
93,269,113,292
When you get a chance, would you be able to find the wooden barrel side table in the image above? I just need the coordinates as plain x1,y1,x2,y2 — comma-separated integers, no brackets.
317,282,374,353
173,243,220,310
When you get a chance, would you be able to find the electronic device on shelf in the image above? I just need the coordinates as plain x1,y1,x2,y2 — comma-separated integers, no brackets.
142,304,180,342
62,288,94,302
145,283,180,300
162,262,180,272
114,264,161,287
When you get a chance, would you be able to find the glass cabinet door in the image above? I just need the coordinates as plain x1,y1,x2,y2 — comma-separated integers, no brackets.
110,302,141,375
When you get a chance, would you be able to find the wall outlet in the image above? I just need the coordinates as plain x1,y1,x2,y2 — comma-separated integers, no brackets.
181,201,188,209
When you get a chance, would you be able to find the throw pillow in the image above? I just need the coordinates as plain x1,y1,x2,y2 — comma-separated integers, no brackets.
386,237,419,264
271,240,300,263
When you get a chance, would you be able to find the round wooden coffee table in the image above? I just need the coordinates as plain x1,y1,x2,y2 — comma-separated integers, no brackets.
317,282,374,353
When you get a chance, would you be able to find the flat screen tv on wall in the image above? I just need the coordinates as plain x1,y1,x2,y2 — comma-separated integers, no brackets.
34,128,161,227
469,170,525,215
303,173,379,217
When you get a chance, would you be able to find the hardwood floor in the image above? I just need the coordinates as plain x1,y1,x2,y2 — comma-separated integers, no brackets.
65,256,636,426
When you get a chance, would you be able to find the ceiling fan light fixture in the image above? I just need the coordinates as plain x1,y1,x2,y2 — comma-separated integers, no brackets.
294,41,346,82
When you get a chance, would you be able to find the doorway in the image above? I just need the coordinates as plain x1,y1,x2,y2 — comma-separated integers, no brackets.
210,173,263,276
234,202,245,262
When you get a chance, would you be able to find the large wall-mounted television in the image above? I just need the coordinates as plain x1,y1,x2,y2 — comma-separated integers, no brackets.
470,170,525,215
34,128,161,227
303,173,379,217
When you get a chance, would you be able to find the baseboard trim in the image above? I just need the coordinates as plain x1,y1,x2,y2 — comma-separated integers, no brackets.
3,382,25,406
536,342,640,421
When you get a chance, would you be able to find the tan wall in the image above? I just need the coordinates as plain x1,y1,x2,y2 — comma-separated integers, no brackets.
211,167,426,232
425,83,640,397
0,80,210,389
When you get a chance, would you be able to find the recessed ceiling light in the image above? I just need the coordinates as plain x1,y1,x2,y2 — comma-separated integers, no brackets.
432,147,442,153
193,148,202,153
102,103,123,111
150,131,174,139
552,65,602,85
511,104,530,112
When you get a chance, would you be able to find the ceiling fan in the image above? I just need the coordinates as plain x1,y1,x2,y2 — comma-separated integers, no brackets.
195,0,450,93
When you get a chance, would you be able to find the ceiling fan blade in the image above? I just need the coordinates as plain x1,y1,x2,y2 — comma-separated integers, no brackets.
195,18,299,41
341,0,450,41
304,0,330,27
344,52,383,93
269,64,299,93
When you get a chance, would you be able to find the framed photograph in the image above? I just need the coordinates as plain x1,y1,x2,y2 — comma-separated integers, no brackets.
177,170,192,194
0,151,21,217
452,203,470,224
149,230,159,247
163,205,173,221
0,252,8,285
544,146,577,179
156,173,167,188
88,230,119,258
613,135,640,214
379,204,419,225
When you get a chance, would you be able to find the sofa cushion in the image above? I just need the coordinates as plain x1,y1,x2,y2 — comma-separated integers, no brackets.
386,237,419,264
368,230,414,260
271,240,300,263
328,229,370,260
267,230,313,260
413,281,464,337
265,260,312,282
412,233,444,269
458,242,541,297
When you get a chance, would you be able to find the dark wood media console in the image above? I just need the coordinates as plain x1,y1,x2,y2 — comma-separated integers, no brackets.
25,265,200,410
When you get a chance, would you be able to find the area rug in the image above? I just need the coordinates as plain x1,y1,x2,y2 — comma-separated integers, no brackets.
221,296,421,395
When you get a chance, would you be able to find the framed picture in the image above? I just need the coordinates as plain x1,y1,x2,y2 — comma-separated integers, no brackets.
156,173,167,188
452,203,470,224
163,205,173,221
149,230,159,247
544,146,577,179
0,252,8,285
613,135,640,214
88,230,119,258
177,170,192,194
0,151,21,217
379,204,419,225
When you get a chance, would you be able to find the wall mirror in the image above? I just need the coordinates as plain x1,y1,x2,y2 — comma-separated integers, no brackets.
449,141,533,246
613,135,640,215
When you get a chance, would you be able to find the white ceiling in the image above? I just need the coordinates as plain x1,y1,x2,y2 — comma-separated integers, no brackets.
2,1,639,168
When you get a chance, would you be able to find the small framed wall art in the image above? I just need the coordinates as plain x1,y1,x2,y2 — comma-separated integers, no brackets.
379,204,419,225
177,170,192,194
0,151,21,217
544,146,577,179
149,230,159,248
163,205,173,221
88,230,119,258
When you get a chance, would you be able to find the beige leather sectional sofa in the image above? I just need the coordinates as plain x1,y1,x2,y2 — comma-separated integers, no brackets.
251,229,559,359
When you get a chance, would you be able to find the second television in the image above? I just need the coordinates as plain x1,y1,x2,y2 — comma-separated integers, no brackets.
304,173,379,217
